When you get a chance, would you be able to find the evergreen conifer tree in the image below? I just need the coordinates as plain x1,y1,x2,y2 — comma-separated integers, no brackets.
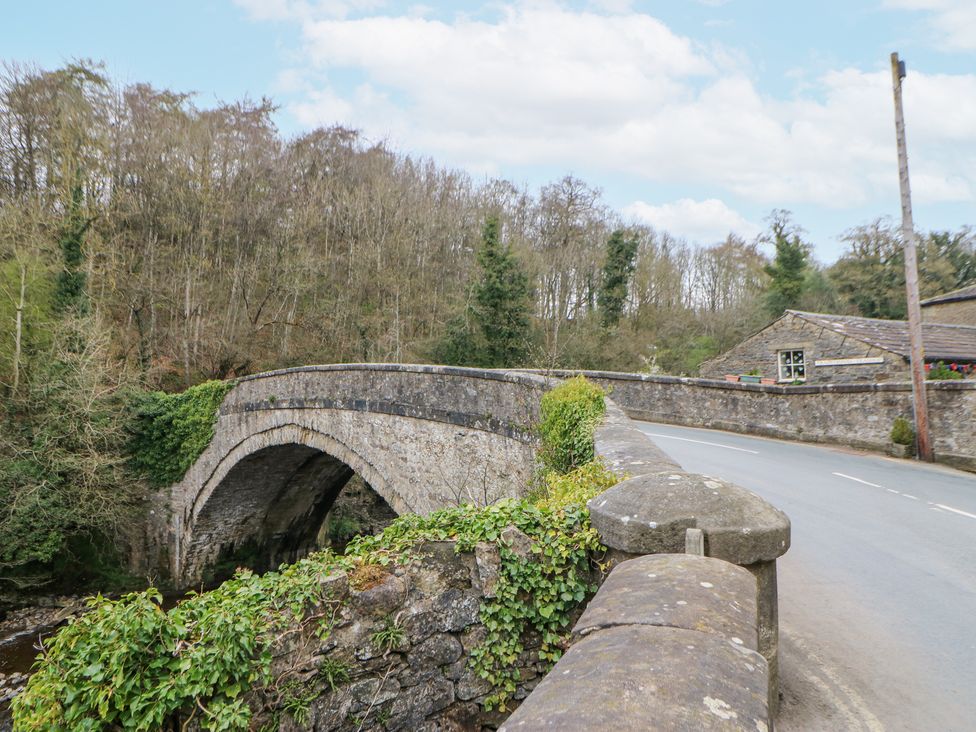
597,229,639,329
763,212,809,318
473,217,532,367
53,183,92,314
433,217,532,367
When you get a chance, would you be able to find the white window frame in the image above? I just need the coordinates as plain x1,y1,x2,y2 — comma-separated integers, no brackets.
777,349,806,382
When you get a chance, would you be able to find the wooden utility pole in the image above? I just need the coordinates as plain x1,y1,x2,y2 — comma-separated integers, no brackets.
890,52,933,461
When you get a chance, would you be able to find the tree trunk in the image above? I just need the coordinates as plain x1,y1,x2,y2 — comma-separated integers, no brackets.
12,262,25,393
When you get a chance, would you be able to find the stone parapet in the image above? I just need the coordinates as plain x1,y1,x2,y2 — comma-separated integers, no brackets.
510,369,790,722
501,555,770,732
522,368,976,472
587,471,790,566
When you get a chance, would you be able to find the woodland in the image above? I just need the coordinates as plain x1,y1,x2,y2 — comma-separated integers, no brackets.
1,60,974,590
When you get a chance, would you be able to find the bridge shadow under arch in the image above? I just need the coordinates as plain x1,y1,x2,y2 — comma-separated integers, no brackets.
178,424,403,585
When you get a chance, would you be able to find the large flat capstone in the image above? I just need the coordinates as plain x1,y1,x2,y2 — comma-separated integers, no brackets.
587,471,790,565
498,624,769,732
573,554,758,650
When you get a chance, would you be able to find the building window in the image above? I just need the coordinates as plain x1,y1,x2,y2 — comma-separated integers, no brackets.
778,349,806,381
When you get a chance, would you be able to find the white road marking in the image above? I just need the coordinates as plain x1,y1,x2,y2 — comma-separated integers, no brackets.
902,494,919,501
886,489,900,495
785,631,887,732
934,503,976,521
641,432,759,454
833,472,883,489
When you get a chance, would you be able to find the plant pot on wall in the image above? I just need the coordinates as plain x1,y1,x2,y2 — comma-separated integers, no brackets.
886,443,915,459
760,378,776,385
739,375,761,384
724,374,740,383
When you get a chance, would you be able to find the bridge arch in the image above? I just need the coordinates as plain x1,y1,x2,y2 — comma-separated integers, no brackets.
154,365,550,587
176,423,402,585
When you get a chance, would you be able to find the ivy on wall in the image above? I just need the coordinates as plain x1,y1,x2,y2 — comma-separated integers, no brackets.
128,380,235,486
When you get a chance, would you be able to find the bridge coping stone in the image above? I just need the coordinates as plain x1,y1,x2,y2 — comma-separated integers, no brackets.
588,471,790,565
573,554,759,649
498,627,769,732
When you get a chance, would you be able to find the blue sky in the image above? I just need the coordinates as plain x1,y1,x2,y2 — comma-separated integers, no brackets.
4,1,975,261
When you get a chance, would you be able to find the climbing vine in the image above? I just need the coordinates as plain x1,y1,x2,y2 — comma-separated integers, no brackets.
128,379,235,486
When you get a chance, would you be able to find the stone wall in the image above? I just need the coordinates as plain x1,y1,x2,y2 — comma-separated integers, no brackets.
247,540,597,731
533,369,976,473
501,555,770,732
922,298,976,325
492,395,788,730
700,312,907,383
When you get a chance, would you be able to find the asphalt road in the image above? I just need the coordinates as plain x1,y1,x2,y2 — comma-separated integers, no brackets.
636,421,976,732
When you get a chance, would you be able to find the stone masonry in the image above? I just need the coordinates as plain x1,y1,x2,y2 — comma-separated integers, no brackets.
922,298,976,325
246,540,597,731
145,365,552,587
534,369,976,473
700,312,907,383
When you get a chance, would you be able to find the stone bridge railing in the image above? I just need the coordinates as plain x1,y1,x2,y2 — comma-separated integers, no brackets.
505,395,790,730
146,364,553,586
524,369,976,472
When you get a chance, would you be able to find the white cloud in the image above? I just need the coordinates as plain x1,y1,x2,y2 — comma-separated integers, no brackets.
254,2,976,211
884,0,976,51
624,198,760,244
234,0,386,21
587,0,635,12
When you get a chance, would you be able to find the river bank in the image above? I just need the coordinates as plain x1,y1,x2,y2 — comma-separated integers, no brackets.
0,597,86,728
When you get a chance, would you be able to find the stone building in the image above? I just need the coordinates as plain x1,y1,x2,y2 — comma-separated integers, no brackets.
921,284,976,325
700,310,976,384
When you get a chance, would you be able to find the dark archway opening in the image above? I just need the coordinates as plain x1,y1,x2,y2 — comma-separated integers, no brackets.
193,443,397,585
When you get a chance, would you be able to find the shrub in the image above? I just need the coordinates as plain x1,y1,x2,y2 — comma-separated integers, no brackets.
927,361,963,380
533,460,618,511
537,376,606,474
891,416,915,446
128,380,235,486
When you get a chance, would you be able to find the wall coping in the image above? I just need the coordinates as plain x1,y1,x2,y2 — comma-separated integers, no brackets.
519,367,976,394
237,362,555,390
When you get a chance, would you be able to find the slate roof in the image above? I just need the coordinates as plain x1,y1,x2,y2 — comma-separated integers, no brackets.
920,283,976,306
787,310,976,363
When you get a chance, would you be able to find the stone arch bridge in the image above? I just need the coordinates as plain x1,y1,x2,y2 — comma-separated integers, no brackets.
143,365,549,587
